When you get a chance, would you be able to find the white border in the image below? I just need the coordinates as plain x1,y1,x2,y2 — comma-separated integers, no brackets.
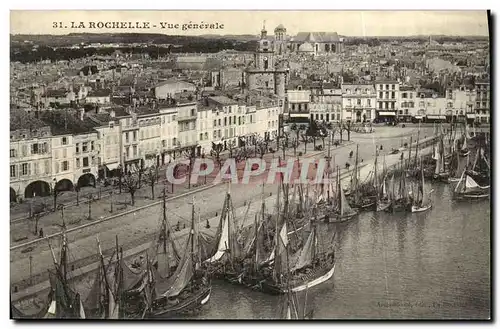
2,2,497,329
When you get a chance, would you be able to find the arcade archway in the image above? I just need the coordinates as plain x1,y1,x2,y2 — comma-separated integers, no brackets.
25,180,51,198
55,179,74,192
10,187,17,203
77,173,96,188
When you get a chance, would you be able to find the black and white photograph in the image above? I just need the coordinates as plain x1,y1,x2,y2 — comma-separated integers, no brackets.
8,10,491,320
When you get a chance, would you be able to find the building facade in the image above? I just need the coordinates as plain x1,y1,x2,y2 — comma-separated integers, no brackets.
342,83,376,123
375,81,400,122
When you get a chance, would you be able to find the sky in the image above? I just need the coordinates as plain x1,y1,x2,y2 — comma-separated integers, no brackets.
10,10,489,37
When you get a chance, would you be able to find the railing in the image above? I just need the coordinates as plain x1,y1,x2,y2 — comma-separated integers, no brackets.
177,115,197,121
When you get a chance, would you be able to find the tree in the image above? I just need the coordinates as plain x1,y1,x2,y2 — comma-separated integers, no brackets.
344,121,353,141
227,139,237,159
301,133,309,154
255,138,267,159
210,142,224,169
144,166,160,199
338,121,344,142
122,172,141,206
182,146,197,189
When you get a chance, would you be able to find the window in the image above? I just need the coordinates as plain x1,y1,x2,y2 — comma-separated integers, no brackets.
55,162,59,173
392,85,395,90
391,103,395,109
402,93,407,99
21,163,28,176
133,131,137,141
45,160,50,174
83,157,89,167
379,92,383,99
31,144,39,154
62,160,69,171
191,109,196,116
367,99,371,107
419,101,425,107
63,148,67,158
125,132,129,143
82,142,88,152
357,99,361,106
76,158,80,168
409,93,413,99
133,145,138,156
10,149,15,158
379,84,383,90
62,137,67,145
385,84,389,90
10,165,16,178
379,102,383,109
213,119,217,127
75,143,80,154
391,92,395,99
91,141,95,151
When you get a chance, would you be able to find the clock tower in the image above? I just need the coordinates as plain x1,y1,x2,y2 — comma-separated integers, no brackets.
246,22,287,97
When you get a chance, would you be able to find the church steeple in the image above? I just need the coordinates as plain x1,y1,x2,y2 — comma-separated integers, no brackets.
261,20,267,39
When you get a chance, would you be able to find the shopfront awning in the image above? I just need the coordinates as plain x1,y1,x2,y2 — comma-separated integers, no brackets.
426,115,446,120
379,112,396,116
466,114,476,119
105,163,120,171
414,115,423,120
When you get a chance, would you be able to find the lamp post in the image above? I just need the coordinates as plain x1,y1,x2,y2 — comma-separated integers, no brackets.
117,164,123,194
52,178,58,211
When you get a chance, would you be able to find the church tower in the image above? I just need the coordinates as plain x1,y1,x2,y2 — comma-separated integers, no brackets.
246,21,287,97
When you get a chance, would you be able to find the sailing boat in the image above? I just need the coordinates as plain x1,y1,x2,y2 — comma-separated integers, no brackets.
10,228,84,319
83,236,122,319
453,169,490,200
348,144,376,210
374,150,391,212
325,167,358,222
124,197,212,318
260,221,336,295
433,134,449,182
448,144,469,183
410,160,433,213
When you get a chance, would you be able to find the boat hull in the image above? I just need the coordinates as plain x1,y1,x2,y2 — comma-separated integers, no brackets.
149,285,212,318
259,258,336,295
411,203,432,213
376,202,391,212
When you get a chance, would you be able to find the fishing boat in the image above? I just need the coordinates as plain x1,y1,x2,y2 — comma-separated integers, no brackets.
10,227,84,319
259,221,336,295
453,170,490,200
347,144,376,210
83,237,122,319
410,161,433,213
433,136,450,182
12,223,87,319
322,167,358,223
123,196,212,318
374,150,391,212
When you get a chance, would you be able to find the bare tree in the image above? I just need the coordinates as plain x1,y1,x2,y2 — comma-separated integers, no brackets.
182,146,197,189
344,120,353,141
144,166,160,199
122,172,141,206
210,142,224,169
338,120,344,142
301,133,309,154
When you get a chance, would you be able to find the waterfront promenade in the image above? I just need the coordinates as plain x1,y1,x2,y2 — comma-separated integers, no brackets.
11,126,434,304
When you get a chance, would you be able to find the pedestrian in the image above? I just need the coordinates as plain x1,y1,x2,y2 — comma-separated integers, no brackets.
39,228,44,238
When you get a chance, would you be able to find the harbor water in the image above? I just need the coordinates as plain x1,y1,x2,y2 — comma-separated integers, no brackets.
185,182,491,319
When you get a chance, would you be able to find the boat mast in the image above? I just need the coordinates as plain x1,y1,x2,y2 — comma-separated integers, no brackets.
162,187,167,255
374,148,379,205
407,136,413,170
414,123,421,167
354,144,359,204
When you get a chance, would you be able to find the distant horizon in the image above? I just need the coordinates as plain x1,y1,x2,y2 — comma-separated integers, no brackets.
10,32,490,38
10,11,490,37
